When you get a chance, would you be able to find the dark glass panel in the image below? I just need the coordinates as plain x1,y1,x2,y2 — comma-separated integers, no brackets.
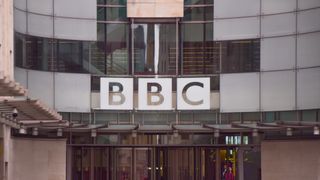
106,7,127,21
301,110,317,122
181,23,218,74
106,23,129,75
14,33,24,67
242,112,260,122
211,76,219,90
25,35,54,71
97,7,105,21
184,0,213,5
183,6,213,21
106,0,126,5
134,23,176,75
221,39,260,73
91,76,101,91
56,40,91,73
279,111,297,121
91,23,106,74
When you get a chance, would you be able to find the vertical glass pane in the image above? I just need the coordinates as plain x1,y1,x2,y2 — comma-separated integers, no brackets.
91,23,106,74
135,148,151,180
301,110,317,122
263,112,275,123
106,0,126,5
114,148,132,180
25,36,54,71
183,6,213,21
184,0,213,5
221,39,260,73
57,40,90,73
242,112,260,122
97,7,105,21
106,24,129,74
134,23,176,75
182,23,218,74
279,111,297,121
14,33,25,67
106,7,127,21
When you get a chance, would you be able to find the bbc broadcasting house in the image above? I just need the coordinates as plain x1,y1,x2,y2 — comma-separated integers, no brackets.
1,0,320,179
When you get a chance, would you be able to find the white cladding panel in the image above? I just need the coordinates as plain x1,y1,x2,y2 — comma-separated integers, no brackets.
261,0,296,14
100,78,133,110
138,78,172,110
297,8,320,33
261,13,296,37
297,68,320,110
261,70,296,111
214,0,260,18
298,0,320,10
14,67,28,88
214,17,259,40
261,36,296,71
220,73,259,112
14,0,26,10
177,78,210,110
27,0,53,15
27,14,53,38
54,73,91,112
297,32,320,68
14,9,27,34
28,70,54,108
54,0,96,19
54,17,97,41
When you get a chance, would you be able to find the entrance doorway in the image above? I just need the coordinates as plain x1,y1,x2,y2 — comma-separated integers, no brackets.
69,145,260,180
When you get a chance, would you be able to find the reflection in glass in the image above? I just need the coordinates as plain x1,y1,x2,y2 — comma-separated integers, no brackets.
24,35,54,71
114,148,132,180
183,6,213,21
134,23,176,75
97,7,127,21
182,23,218,74
184,0,213,5
106,24,129,74
221,39,260,73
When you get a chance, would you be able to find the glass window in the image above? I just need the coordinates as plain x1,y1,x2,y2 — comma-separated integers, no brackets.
25,35,54,71
106,24,129,75
279,111,297,121
14,33,25,68
181,23,218,74
242,112,260,122
56,40,91,73
184,0,213,5
183,6,213,21
301,110,317,122
221,39,260,73
91,23,106,74
263,112,275,123
97,7,127,21
134,23,177,75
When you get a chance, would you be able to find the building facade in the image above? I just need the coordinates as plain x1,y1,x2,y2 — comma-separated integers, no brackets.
11,0,320,180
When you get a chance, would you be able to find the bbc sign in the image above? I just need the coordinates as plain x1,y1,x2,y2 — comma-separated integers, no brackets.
100,78,210,110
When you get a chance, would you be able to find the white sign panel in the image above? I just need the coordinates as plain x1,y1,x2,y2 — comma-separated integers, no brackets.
138,78,172,110
177,78,210,110
100,78,133,110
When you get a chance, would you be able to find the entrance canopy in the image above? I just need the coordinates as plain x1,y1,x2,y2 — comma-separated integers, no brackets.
0,71,65,129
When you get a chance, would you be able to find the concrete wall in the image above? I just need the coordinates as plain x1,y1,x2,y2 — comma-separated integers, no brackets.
0,0,14,78
9,138,66,180
261,140,320,180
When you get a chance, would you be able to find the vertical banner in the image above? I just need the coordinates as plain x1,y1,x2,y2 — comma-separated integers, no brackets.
100,78,133,110
177,78,210,110
138,78,172,110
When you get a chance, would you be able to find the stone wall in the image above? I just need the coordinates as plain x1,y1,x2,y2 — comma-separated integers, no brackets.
9,138,66,180
0,0,14,78
261,140,320,180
